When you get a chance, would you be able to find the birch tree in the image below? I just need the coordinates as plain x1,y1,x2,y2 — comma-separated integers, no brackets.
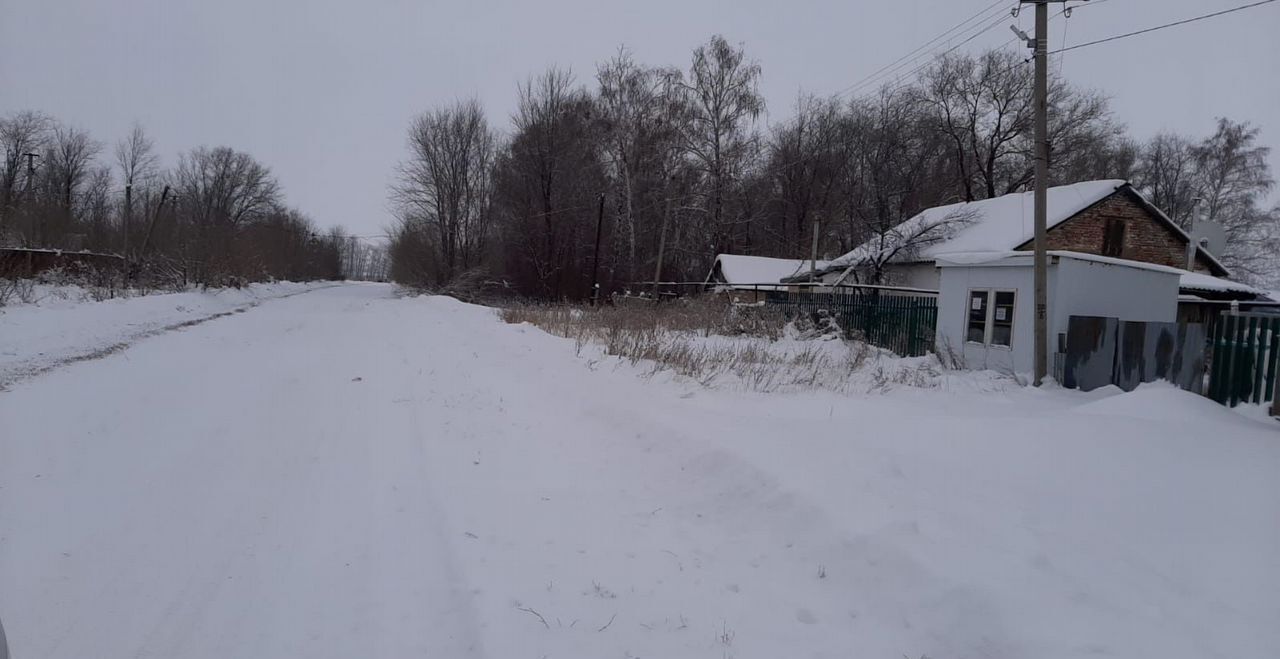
677,35,765,254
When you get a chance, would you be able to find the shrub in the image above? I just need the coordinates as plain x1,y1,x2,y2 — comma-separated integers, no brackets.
498,295,888,393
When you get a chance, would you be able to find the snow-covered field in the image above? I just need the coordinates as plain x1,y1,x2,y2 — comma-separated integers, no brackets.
0,281,332,387
1,283,1276,659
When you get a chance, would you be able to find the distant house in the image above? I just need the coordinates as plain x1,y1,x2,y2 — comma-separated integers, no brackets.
785,180,1275,319
796,180,1235,287
706,254,829,303
1177,270,1279,330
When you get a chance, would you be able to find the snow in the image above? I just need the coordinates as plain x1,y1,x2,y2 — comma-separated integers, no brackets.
937,249,1188,274
828,180,1126,270
0,281,332,387
709,254,829,289
1178,270,1270,296
2,283,1278,659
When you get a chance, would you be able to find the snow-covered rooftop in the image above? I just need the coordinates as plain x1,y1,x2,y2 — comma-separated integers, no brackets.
935,250,1188,275
708,254,830,290
828,180,1126,271
1178,270,1270,297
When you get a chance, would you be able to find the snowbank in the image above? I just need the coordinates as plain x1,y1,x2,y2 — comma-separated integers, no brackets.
0,281,333,386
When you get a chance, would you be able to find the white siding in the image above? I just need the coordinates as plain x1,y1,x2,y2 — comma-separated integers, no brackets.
936,264,1035,374
937,254,1179,376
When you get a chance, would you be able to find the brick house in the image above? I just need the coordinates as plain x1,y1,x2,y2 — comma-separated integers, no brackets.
797,179,1231,290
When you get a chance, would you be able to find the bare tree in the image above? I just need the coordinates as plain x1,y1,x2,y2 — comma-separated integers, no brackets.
115,123,159,191
0,111,51,243
922,50,1116,201
172,146,281,282
1191,118,1276,281
923,51,1032,201
491,68,606,297
392,99,497,285
1133,132,1199,227
677,35,765,254
39,124,103,247
762,94,847,261
836,88,953,283
82,166,115,252
596,49,683,282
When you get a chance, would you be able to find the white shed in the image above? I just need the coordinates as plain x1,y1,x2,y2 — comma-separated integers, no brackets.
935,251,1182,375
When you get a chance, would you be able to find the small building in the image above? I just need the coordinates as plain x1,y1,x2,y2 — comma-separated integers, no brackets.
936,251,1182,375
808,179,1230,290
706,254,829,303
1177,271,1279,327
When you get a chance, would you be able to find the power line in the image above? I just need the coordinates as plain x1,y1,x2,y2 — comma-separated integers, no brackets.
767,2,1091,176
873,0,1106,103
1051,0,1278,54
833,9,1015,108
839,3,1019,99
1057,4,1071,76
833,0,1012,98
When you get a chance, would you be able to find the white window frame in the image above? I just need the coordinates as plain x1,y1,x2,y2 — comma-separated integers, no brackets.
965,288,1017,348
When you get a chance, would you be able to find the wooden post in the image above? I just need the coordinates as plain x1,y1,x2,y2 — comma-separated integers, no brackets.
809,219,820,282
590,193,604,305
137,185,171,266
123,183,132,282
652,193,671,299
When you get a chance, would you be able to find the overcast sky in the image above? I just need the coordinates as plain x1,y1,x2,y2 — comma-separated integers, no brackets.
2,0,1277,239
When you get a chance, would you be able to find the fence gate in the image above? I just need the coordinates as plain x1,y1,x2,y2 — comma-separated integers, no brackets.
1207,311,1280,407
1060,316,1207,393
764,290,938,357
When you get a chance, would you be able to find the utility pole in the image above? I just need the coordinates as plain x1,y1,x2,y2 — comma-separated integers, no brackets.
22,153,38,247
1033,1,1049,386
652,188,672,299
1015,1,1066,386
123,183,133,281
590,193,605,305
137,184,170,265
809,219,821,282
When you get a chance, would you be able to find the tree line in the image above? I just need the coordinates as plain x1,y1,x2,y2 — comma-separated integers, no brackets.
0,115,389,285
390,36,1278,296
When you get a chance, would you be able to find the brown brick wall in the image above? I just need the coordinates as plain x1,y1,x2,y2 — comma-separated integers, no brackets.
1015,190,1220,274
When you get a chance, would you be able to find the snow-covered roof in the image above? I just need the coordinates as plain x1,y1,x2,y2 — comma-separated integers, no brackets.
708,254,830,290
1178,271,1270,297
828,180,1126,271
824,180,1231,278
936,250,1187,275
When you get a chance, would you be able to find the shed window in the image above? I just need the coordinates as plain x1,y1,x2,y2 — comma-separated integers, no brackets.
966,288,1016,347
967,290,989,343
991,291,1015,346
1101,218,1126,257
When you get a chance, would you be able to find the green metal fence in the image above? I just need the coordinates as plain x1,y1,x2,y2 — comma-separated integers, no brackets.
765,290,938,357
1207,311,1280,407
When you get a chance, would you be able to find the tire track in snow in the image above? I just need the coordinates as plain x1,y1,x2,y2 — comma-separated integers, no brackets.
0,283,341,390
384,303,489,658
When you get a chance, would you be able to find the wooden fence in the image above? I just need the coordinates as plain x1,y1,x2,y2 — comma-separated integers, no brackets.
765,290,938,357
1208,311,1280,407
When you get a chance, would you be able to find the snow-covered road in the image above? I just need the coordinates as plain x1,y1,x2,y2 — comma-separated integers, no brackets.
2,283,1277,659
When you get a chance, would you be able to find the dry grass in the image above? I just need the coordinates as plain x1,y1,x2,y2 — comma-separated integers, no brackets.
0,276,37,307
500,294,787,339
495,295,949,394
